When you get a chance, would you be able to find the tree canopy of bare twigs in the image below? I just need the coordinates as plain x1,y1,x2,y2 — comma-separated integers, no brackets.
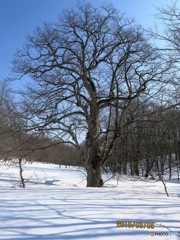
12,3,169,187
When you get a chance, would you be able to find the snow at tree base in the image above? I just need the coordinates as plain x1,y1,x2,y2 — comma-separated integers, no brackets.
0,161,179,240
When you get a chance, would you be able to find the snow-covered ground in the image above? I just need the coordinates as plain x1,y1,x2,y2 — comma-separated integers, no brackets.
0,161,179,240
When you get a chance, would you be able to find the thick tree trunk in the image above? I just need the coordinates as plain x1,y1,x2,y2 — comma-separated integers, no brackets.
86,162,103,187
85,138,104,187
84,102,104,187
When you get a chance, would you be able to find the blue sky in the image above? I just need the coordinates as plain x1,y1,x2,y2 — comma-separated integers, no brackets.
0,0,177,88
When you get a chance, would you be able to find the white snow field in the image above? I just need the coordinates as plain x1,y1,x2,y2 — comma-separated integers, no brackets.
0,161,179,240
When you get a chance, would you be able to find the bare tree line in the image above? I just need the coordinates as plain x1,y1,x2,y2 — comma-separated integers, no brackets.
107,99,180,180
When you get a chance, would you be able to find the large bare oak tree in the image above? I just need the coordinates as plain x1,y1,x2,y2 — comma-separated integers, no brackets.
13,3,165,187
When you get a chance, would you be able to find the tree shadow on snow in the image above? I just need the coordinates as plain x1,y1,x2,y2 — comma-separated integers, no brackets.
0,188,179,239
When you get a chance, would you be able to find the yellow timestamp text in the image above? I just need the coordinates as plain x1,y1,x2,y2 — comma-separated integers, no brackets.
116,221,155,229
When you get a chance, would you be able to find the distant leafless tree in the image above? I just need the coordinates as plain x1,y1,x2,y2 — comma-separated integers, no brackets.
0,81,26,187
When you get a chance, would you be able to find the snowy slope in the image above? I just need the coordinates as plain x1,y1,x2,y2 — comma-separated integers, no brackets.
0,161,179,240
